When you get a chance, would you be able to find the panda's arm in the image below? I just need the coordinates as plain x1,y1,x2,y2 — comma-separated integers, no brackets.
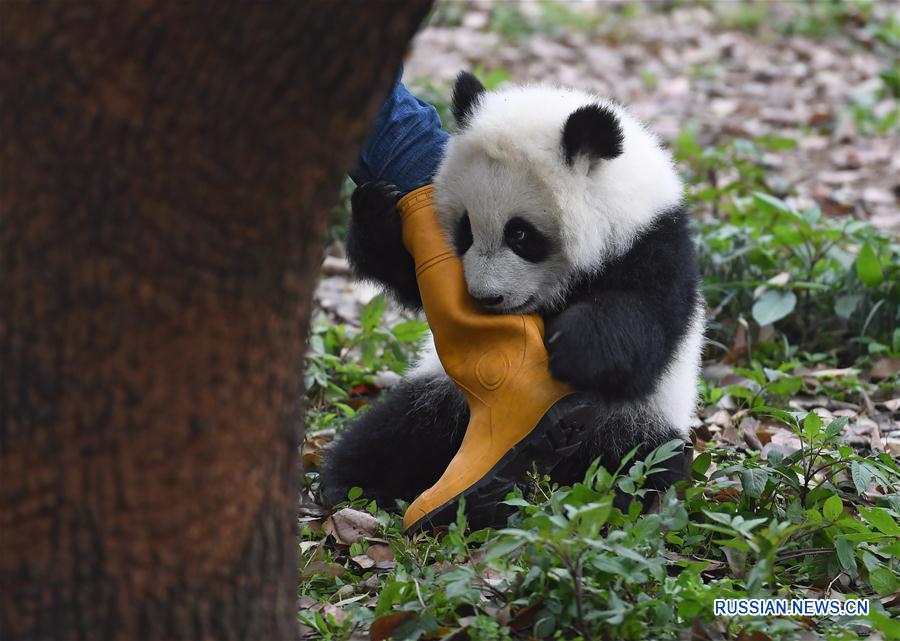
346,182,423,311
543,210,699,400
544,293,671,400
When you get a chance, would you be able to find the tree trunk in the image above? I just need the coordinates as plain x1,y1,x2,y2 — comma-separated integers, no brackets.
0,2,431,639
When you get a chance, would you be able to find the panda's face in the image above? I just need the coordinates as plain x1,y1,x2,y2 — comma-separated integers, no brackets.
438,153,572,314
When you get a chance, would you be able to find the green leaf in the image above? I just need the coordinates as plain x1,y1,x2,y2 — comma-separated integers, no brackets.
869,610,900,638
485,537,526,560
752,290,797,326
391,319,430,343
754,135,798,150
752,191,794,216
772,225,803,245
823,494,843,521
869,566,900,595
442,566,479,602
375,579,405,616
802,411,822,441
881,541,900,557
825,416,849,438
644,439,687,468
859,507,900,536
851,460,875,495
360,294,386,332
333,402,356,417
360,338,377,366
834,537,856,572
834,294,863,319
739,467,769,498
692,451,712,478
855,242,884,286
347,486,363,501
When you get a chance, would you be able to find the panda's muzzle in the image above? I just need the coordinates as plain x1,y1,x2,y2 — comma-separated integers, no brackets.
497,295,536,314
472,294,504,308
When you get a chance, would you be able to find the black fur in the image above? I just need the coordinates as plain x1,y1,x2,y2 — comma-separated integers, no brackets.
345,181,422,310
451,72,486,128
562,104,625,166
321,377,467,507
330,183,698,511
548,402,689,510
544,209,699,401
455,212,473,255
504,217,552,263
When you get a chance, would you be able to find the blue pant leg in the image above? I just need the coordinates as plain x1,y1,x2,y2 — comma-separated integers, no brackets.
350,72,449,193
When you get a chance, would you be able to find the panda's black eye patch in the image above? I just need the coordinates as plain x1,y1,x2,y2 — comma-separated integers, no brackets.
504,217,550,263
454,212,473,255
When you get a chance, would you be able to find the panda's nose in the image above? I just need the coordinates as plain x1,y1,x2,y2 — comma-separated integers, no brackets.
472,294,504,307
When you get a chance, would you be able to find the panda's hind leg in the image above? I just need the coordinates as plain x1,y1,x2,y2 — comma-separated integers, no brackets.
549,402,690,510
320,375,468,510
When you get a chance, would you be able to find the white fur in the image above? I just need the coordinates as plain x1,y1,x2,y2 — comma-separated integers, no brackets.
403,83,702,442
650,297,707,435
433,84,684,273
406,332,443,381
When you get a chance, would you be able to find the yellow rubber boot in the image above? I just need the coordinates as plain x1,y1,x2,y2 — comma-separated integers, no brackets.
399,185,586,533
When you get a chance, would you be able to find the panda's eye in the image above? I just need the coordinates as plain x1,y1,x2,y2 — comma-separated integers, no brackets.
454,212,473,255
504,217,550,263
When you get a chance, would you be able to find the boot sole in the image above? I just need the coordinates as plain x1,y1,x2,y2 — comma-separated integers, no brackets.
404,392,597,534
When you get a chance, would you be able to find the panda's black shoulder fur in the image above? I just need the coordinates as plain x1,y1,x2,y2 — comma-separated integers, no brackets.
543,207,699,401
345,181,423,310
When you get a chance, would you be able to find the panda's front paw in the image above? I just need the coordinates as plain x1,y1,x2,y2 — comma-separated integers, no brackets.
546,325,591,390
345,181,422,309
351,181,402,225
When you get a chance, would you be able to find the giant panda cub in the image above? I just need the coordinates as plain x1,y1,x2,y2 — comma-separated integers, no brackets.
322,72,705,516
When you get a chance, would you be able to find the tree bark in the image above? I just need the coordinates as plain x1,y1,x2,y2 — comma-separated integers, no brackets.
0,2,431,639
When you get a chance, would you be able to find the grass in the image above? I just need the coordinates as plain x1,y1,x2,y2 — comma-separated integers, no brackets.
300,130,899,638
300,409,900,639
674,130,899,365
301,15,900,639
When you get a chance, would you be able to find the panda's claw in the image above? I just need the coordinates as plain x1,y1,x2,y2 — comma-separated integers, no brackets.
351,181,401,220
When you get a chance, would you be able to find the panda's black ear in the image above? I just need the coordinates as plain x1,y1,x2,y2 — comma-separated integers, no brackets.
562,104,624,166
452,71,486,128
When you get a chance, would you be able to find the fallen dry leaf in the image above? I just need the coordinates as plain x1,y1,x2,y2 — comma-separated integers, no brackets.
370,612,416,641
847,418,884,451
366,542,395,562
738,417,763,450
508,602,543,633
706,486,741,502
706,409,732,428
298,595,317,610
300,561,346,581
326,508,379,546
763,426,803,458
718,424,739,446
809,367,860,378
301,435,330,469
885,437,900,456
317,602,348,625
299,540,320,555
723,322,748,365
690,618,715,641
871,357,900,380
